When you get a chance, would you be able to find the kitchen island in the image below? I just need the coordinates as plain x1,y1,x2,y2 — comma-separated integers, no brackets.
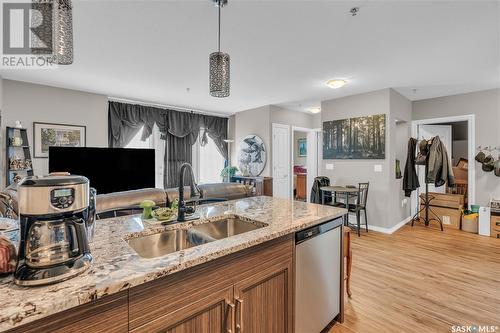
0,196,346,332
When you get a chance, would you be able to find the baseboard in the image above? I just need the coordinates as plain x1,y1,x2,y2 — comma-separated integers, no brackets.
347,213,411,234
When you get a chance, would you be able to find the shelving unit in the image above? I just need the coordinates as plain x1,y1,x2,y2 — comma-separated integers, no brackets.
5,127,34,186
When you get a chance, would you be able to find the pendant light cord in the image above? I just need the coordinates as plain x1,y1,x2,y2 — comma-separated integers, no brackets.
218,0,221,52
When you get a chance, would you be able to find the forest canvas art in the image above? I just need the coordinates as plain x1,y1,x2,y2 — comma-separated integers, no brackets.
323,114,386,159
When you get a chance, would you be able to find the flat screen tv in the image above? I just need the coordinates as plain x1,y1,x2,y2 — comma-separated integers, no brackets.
49,147,155,194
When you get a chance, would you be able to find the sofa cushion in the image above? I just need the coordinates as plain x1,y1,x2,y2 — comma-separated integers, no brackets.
96,188,167,214
199,183,252,201
165,186,192,207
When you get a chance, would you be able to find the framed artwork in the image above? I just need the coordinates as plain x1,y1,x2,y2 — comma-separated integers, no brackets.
298,138,307,157
237,135,266,176
33,122,86,158
323,114,386,159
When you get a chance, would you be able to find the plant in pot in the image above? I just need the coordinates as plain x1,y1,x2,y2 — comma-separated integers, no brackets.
220,166,238,182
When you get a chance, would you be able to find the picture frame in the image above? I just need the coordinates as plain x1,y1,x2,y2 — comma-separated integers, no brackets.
33,122,86,158
298,138,307,157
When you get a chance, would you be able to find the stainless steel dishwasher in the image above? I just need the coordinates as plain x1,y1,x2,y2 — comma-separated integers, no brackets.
295,217,343,333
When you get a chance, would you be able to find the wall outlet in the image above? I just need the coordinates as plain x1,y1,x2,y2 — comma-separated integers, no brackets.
374,164,383,172
326,163,334,170
401,198,408,207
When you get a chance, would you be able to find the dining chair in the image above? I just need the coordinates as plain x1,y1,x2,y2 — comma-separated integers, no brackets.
350,182,369,236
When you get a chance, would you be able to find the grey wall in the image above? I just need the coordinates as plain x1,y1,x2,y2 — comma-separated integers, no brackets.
232,105,272,176
389,89,412,227
321,89,394,228
412,88,500,206
270,106,314,129
2,80,108,187
232,105,316,178
293,131,307,166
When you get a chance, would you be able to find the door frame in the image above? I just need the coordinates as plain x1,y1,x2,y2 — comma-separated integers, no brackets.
272,123,291,198
291,126,321,201
410,114,475,213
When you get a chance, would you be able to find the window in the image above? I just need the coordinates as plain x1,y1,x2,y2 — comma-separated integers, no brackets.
125,125,165,189
192,130,225,184
126,126,224,187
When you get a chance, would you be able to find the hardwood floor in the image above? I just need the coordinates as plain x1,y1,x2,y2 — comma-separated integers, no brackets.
330,224,500,333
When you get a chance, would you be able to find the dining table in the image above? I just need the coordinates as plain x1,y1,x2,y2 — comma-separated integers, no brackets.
320,185,359,226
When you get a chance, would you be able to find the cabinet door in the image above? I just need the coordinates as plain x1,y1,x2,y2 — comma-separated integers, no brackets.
131,287,234,333
233,261,293,333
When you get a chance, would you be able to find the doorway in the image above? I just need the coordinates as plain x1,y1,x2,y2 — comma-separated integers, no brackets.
411,115,476,228
291,126,320,202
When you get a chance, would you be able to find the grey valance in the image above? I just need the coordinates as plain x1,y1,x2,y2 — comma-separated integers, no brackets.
108,101,160,147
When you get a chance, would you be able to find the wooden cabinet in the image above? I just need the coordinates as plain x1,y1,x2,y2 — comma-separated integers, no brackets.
130,287,234,333
8,236,297,333
234,262,292,333
129,235,294,333
295,174,306,201
491,214,500,238
7,291,128,333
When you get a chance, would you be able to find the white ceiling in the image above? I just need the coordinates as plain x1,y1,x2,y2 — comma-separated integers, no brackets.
1,0,499,114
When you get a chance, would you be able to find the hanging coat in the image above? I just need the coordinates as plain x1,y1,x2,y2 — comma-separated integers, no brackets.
310,176,331,204
426,136,455,188
403,138,420,197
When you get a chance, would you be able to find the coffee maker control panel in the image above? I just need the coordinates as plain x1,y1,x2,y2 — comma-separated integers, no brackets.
50,188,75,209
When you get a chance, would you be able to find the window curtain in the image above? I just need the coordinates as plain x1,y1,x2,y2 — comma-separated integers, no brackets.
108,101,229,188
108,101,158,147
159,111,201,188
200,115,228,161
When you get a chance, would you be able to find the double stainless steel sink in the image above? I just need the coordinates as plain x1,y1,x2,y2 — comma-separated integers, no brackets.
126,216,266,259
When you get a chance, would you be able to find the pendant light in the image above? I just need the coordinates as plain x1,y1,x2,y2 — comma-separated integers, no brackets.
54,0,73,65
209,0,230,98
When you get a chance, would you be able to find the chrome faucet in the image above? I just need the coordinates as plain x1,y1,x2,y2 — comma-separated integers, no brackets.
177,163,201,222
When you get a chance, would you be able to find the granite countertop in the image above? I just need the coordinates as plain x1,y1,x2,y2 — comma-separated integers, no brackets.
0,196,346,331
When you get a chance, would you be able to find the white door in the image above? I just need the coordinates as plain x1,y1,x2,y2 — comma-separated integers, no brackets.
306,130,319,202
418,125,452,194
272,123,290,198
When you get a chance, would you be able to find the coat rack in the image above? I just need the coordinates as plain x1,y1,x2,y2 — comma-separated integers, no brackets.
410,137,444,231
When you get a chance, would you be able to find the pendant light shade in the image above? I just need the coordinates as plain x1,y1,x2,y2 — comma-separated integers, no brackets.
54,0,73,65
209,51,230,98
209,0,230,98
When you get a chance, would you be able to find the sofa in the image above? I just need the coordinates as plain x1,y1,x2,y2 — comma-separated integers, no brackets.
0,182,254,220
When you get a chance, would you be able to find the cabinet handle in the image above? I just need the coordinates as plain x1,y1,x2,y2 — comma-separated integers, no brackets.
226,301,235,333
235,297,243,333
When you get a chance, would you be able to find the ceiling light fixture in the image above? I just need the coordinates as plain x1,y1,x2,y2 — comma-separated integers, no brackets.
54,0,74,65
209,0,230,98
326,79,347,89
309,107,321,114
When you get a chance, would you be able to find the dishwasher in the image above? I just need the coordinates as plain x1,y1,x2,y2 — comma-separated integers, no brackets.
295,217,343,333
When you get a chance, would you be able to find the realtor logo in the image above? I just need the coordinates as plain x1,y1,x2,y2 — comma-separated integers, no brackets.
2,2,56,68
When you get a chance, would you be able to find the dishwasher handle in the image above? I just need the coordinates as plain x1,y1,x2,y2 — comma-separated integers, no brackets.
296,216,343,244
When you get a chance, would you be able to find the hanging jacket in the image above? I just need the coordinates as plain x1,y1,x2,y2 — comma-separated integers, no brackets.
310,176,331,204
403,138,420,197
426,136,455,188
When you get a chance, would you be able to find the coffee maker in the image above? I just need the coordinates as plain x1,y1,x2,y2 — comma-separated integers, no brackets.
14,175,95,286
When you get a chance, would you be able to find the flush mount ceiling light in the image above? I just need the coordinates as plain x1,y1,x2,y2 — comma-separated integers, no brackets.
326,79,347,89
209,0,230,98
309,107,321,114
54,0,73,65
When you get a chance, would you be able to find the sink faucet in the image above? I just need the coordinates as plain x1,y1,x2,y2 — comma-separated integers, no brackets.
178,163,202,222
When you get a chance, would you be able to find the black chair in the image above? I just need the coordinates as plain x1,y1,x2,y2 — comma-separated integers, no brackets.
333,183,369,237
350,182,369,236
